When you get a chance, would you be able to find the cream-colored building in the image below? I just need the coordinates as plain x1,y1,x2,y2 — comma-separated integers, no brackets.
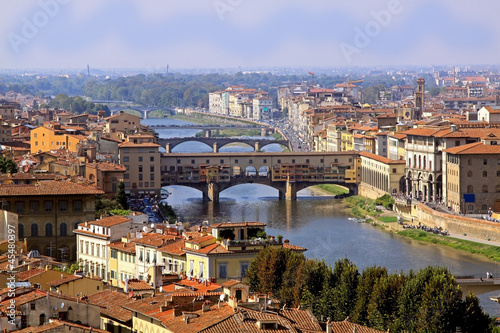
74,214,147,281
133,232,179,288
360,151,406,195
108,238,137,288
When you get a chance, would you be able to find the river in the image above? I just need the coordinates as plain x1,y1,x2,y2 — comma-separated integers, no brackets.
143,117,500,317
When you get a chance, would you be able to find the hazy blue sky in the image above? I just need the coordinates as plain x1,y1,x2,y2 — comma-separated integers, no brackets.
1,0,497,70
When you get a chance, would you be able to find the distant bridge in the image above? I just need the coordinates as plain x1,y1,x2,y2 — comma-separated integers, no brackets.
158,137,290,153
109,106,176,119
160,151,360,201
149,124,266,130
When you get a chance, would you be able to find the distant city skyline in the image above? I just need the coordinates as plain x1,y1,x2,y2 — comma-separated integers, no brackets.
1,1,498,71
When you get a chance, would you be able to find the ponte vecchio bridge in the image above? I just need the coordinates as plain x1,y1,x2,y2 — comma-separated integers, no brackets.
160,152,360,201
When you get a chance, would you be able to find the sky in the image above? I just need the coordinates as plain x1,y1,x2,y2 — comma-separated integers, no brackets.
0,0,498,71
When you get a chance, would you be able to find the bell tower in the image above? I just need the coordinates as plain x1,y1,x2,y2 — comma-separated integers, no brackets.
414,78,425,120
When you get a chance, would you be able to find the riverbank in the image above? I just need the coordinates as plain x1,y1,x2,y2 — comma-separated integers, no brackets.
316,185,500,264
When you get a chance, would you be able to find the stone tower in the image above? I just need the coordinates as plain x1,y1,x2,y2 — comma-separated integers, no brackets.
414,78,425,120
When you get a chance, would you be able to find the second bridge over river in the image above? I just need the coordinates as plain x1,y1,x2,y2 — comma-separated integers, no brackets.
158,137,291,153
160,151,360,201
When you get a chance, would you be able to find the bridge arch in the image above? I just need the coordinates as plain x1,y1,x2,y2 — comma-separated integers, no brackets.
170,140,213,153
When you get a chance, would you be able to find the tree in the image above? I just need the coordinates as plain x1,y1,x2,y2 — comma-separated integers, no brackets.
0,156,17,174
330,258,360,321
351,266,388,326
95,195,123,219
115,181,129,210
460,293,492,333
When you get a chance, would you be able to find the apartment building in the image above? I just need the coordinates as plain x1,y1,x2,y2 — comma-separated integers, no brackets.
74,214,147,280
118,140,161,197
105,111,141,140
30,122,88,154
444,142,500,214
0,180,103,261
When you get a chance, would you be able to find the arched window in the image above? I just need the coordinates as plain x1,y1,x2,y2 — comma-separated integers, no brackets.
31,224,38,237
496,185,500,192
482,185,488,193
423,156,426,169
39,314,45,325
482,204,488,210
18,224,24,239
483,171,488,177
45,223,53,237
467,185,473,193
74,222,80,230
468,171,472,177
60,223,67,236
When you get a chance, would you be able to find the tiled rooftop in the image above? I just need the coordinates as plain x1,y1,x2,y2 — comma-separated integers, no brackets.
0,180,104,196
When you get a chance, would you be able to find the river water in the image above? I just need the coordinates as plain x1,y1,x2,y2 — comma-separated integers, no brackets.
143,118,500,317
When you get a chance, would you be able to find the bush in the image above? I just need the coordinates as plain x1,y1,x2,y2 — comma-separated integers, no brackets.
375,194,395,210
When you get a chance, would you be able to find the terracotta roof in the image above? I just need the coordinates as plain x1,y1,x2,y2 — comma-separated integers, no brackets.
221,280,242,288
87,161,126,172
127,279,154,291
47,275,82,287
0,180,104,196
158,239,186,256
187,235,214,244
16,319,108,333
86,290,134,322
169,279,223,293
15,268,46,281
118,142,160,148
109,241,136,254
211,222,267,228
444,142,500,155
0,290,47,311
134,233,179,247
359,151,406,165
85,215,132,228
162,303,234,333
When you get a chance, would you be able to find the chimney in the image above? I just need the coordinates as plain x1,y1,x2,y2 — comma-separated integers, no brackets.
326,318,332,333
202,301,211,312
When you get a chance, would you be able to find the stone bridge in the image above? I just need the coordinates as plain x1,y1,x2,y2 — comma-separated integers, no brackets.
109,106,176,118
158,137,291,153
160,151,360,201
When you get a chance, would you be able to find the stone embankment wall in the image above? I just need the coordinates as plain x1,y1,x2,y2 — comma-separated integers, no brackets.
359,182,500,242
395,201,500,242
358,183,387,200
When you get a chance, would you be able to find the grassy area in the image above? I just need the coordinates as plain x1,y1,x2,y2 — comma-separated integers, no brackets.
398,229,500,262
345,195,380,218
377,216,399,223
315,184,349,196
148,109,171,118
